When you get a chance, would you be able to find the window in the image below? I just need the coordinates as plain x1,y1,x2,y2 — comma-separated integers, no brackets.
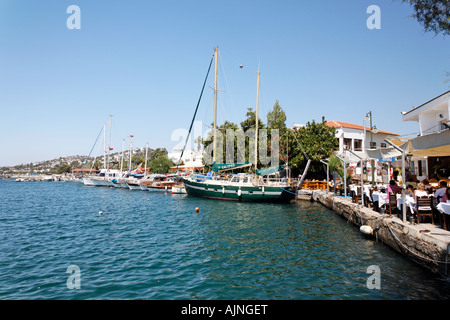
343,138,352,150
354,139,362,151
380,143,386,148
370,142,377,149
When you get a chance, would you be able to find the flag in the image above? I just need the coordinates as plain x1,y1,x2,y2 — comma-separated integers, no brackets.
109,147,113,150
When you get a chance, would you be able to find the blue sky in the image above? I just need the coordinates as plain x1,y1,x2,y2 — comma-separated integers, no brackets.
0,0,449,166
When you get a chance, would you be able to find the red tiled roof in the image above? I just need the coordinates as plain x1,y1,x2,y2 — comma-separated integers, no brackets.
326,120,399,136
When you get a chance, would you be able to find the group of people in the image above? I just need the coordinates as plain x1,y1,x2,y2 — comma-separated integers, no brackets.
388,179,450,204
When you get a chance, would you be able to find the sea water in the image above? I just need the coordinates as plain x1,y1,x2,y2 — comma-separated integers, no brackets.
0,179,449,300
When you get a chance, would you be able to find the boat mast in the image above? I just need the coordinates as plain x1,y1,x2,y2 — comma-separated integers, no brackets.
254,71,260,174
144,142,148,178
213,47,218,164
120,138,125,176
103,122,107,169
107,114,112,169
129,136,133,172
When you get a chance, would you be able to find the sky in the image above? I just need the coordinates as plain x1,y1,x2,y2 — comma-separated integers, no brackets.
0,0,449,166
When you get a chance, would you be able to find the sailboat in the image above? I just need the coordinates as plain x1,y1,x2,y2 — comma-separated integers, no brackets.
83,115,122,186
181,48,297,203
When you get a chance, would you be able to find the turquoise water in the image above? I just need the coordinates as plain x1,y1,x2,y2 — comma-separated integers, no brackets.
0,179,449,300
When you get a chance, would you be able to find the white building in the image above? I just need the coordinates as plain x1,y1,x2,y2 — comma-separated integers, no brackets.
401,90,450,182
402,90,450,136
168,148,204,172
326,120,399,156
326,120,400,183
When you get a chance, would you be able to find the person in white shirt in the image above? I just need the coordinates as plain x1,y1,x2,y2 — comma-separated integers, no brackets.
414,183,429,200
434,181,448,204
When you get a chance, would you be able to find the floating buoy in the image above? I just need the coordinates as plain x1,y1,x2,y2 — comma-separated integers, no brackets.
195,207,199,213
240,65,243,69
120,187,123,190
360,225,373,235
99,211,103,215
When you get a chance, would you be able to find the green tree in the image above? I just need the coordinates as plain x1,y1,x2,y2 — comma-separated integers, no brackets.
328,154,352,191
283,120,338,179
70,160,80,169
148,155,174,174
57,163,72,174
202,121,240,170
150,148,168,160
240,107,265,132
93,160,103,170
398,0,450,36
267,100,287,131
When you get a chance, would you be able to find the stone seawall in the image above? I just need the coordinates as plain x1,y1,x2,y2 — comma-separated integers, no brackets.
300,191,450,277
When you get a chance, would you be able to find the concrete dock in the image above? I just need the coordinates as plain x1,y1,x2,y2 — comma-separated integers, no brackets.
297,190,450,277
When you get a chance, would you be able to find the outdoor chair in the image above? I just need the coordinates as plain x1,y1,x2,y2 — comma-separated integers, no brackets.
352,186,362,204
416,196,434,225
388,193,397,217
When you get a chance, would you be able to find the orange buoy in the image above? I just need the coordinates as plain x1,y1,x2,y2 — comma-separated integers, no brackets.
195,207,199,213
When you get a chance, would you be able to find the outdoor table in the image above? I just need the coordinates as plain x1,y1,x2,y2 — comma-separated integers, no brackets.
396,195,416,213
437,202,450,214
437,202,450,230
371,191,389,212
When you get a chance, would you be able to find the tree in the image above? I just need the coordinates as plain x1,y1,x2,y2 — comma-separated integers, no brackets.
70,160,80,169
399,0,450,36
283,120,338,179
202,121,240,170
267,100,287,131
150,148,168,160
148,155,174,174
57,163,72,174
328,154,352,190
240,108,265,132
93,160,103,170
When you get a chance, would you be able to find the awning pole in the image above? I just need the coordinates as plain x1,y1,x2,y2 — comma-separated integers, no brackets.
385,139,407,223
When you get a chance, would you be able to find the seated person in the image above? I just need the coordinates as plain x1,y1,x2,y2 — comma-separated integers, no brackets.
434,181,448,204
442,187,450,203
414,183,428,199
387,180,401,195
405,185,414,197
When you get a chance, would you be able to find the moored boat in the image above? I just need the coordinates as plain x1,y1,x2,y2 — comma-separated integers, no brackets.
180,47,300,203
182,173,295,202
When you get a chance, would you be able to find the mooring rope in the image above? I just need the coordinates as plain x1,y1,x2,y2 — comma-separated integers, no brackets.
382,220,449,265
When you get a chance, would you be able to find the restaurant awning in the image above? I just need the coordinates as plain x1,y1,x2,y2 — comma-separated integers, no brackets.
407,129,450,157
366,129,450,159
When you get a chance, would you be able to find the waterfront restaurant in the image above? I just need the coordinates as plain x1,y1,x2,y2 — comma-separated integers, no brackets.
326,120,400,183
400,90,450,183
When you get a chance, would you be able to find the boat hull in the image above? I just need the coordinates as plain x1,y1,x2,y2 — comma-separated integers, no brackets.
182,178,296,203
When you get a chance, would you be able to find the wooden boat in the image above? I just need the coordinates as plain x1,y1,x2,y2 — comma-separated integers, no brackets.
181,48,298,203
141,175,180,192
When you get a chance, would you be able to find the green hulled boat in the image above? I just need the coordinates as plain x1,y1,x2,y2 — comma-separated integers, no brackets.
182,173,296,203
180,47,301,203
